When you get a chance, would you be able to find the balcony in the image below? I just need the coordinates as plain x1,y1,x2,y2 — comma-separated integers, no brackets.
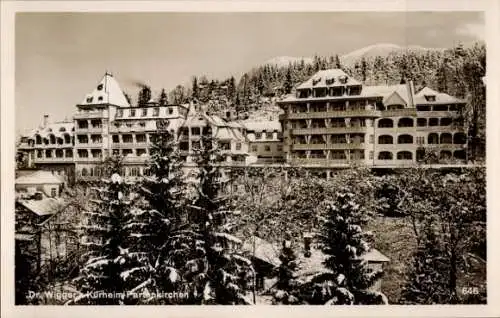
381,109,417,117
75,127,103,134
416,126,463,133
416,111,459,118
33,157,74,163
292,143,366,150
74,110,106,119
292,126,368,135
289,158,352,167
288,110,381,119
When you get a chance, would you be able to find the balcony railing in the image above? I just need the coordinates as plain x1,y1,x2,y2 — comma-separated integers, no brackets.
289,158,352,166
381,109,417,117
416,126,463,132
287,110,381,119
292,143,366,150
74,111,106,119
33,157,74,163
416,111,459,118
291,126,368,135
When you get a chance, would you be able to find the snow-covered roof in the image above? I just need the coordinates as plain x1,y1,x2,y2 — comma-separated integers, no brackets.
16,170,64,185
80,73,131,107
362,84,412,106
414,87,464,104
30,122,74,139
17,197,65,216
241,120,282,132
297,69,361,90
242,236,281,267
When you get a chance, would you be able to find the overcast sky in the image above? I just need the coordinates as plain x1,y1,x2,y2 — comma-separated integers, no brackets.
16,12,484,132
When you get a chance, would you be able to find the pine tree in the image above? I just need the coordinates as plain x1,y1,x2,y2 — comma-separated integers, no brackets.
120,120,188,304
185,134,254,304
361,57,368,82
138,85,152,107
192,76,199,100
303,189,387,305
272,239,303,304
400,217,451,304
124,92,133,106
70,171,131,305
158,88,168,106
283,68,293,94
335,54,342,69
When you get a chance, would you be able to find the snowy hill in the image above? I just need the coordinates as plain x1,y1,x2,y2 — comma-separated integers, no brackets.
263,56,314,67
340,43,444,66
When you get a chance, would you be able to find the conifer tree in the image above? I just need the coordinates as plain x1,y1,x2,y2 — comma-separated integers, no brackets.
283,68,293,94
138,85,152,107
335,54,342,69
70,171,131,305
192,76,199,100
272,239,303,304
158,88,168,106
303,189,387,305
185,134,254,304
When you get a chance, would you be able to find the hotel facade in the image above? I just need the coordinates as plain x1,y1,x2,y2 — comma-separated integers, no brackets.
18,70,470,182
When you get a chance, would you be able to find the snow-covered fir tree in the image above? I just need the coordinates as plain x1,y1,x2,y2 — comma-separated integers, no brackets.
304,189,387,305
185,134,254,304
272,239,303,305
70,172,132,305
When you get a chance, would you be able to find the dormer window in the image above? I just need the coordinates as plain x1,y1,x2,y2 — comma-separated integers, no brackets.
312,78,321,86
339,75,348,84
325,78,335,85
117,109,123,117
98,96,104,101
86,96,93,103
130,109,136,117
59,127,66,132
97,84,103,91
425,95,436,102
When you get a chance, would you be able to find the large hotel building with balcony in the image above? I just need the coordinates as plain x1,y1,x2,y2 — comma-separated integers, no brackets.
18,70,469,182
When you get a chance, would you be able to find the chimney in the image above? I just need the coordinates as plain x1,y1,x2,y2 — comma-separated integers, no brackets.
42,114,49,128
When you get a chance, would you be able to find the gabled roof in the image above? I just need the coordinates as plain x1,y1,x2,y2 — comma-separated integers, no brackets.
16,170,64,185
414,86,464,104
242,236,281,267
362,84,411,106
80,73,131,107
297,69,361,90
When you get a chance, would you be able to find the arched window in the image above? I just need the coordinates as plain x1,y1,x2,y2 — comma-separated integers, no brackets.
378,118,393,128
453,133,467,144
398,117,414,128
81,168,88,177
64,133,71,144
440,151,452,160
378,135,393,144
49,134,56,144
428,133,439,144
59,127,66,132
398,134,413,144
397,151,413,160
57,137,64,145
35,134,42,144
440,133,453,144
417,118,427,127
378,151,393,160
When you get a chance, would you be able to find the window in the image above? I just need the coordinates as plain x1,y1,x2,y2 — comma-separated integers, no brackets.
97,84,103,90
137,149,147,156
369,135,374,144
142,109,148,117
98,96,103,101
77,135,88,144
255,132,262,139
378,151,393,160
453,133,467,145
112,135,119,143
397,151,413,160
378,135,393,144
252,145,258,152
122,149,133,156
440,133,453,144
91,149,102,158
398,118,414,128
125,122,133,128
369,151,374,160
138,122,146,128
180,142,189,151
192,127,201,135
91,135,102,144
153,107,160,116
55,149,64,158
122,134,133,143
277,145,283,152
416,136,425,145
78,120,88,129
65,149,73,157
236,143,241,150
266,132,273,139
397,134,413,144
428,133,439,144
117,109,123,117
112,149,120,156
220,142,231,150
64,134,71,144
130,109,136,117
378,118,393,128
50,188,57,197
36,150,43,158
45,150,52,158
86,96,93,103
429,118,439,126
35,135,42,144
417,118,427,127
168,108,174,115
59,127,66,132
78,149,88,158
136,134,146,143
440,118,452,126
425,95,436,102
265,145,271,152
